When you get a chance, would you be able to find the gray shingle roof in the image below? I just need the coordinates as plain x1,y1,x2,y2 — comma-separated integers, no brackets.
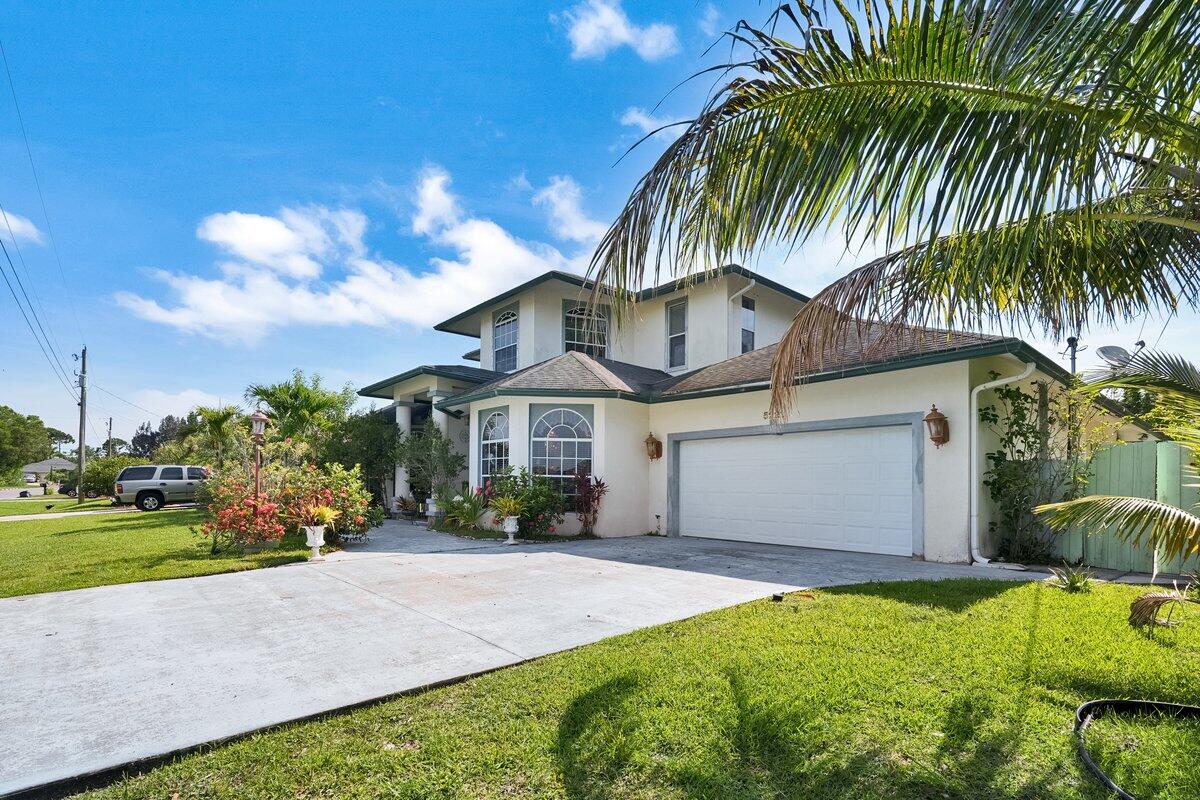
358,364,505,399
659,325,1006,396
440,325,1021,406
462,351,671,397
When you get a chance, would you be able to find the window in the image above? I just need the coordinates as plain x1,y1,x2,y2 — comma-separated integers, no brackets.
118,466,156,481
740,296,756,353
666,299,687,369
563,305,607,358
159,467,183,480
187,467,208,480
530,408,592,498
480,411,510,482
493,310,518,372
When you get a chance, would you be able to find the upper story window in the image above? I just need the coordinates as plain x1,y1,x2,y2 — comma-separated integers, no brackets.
740,296,756,354
493,310,518,372
480,411,510,482
666,299,687,369
530,408,593,498
564,305,607,358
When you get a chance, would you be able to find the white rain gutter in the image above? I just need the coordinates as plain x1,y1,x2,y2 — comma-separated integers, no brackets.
969,360,1036,566
730,279,756,303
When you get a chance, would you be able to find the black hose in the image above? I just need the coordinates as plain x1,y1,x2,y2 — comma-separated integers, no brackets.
1074,699,1200,800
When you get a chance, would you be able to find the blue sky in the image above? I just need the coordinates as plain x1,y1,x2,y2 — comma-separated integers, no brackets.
1,1,1193,441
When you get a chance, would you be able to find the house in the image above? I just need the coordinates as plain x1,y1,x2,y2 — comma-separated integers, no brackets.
359,265,1146,564
21,457,76,483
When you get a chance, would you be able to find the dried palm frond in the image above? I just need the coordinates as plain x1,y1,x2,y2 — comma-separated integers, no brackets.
1128,584,1199,628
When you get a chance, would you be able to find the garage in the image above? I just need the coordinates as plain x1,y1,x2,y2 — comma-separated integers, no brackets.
676,424,916,556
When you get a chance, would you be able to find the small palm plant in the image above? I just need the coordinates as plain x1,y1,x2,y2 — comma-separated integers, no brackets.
1045,563,1095,594
1038,351,1200,624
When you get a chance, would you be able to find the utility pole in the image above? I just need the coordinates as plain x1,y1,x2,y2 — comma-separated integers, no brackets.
76,346,87,505
106,417,113,457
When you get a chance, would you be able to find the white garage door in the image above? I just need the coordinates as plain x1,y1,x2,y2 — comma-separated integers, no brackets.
677,425,914,556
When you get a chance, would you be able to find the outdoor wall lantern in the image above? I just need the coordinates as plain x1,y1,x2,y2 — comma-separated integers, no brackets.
645,433,663,461
923,405,950,448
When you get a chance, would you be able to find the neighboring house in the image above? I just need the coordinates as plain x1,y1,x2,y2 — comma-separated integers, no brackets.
360,265,1147,563
21,457,76,483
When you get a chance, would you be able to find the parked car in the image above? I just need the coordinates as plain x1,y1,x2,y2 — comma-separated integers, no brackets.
114,465,209,511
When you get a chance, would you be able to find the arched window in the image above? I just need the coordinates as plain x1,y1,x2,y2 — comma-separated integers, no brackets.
493,310,518,372
563,306,607,358
480,411,509,481
531,408,593,498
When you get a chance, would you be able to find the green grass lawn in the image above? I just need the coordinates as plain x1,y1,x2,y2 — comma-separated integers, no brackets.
0,508,309,597
77,580,1199,799
0,497,115,516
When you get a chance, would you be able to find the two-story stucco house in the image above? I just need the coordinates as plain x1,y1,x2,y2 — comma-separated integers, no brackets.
359,265,1146,564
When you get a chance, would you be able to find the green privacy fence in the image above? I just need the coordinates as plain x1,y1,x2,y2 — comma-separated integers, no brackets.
1057,441,1200,574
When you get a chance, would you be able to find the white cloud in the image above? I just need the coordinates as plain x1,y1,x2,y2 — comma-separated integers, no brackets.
116,167,595,343
410,165,461,235
533,176,608,243
698,3,720,36
0,209,44,246
619,106,685,140
561,0,679,61
131,388,224,419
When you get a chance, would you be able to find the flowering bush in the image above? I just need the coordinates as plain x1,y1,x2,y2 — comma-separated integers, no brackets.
198,473,285,553
199,442,377,551
487,467,565,538
275,462,373,544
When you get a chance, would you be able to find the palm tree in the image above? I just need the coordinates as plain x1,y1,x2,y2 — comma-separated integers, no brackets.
1038,351,1200,564
588,0,1200,420
246,370,354,444
195,405,240,467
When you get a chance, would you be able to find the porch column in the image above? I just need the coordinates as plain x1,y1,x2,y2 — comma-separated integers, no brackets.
428,390,451,434
394,402,412,504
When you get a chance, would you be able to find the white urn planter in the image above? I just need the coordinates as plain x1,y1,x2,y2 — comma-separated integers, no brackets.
303,524,326,562
502,515,519,546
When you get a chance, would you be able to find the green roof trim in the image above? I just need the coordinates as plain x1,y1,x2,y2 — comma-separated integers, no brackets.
636,264,810,304
357,365,501,399
433,271,593,337
432,265,810,338
434,337,1148,434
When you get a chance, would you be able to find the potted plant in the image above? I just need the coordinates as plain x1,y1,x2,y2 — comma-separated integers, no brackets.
299,504,339,562
491,495,524,545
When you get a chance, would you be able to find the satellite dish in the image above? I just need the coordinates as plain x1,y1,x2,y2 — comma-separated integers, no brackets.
1097,345,1133,367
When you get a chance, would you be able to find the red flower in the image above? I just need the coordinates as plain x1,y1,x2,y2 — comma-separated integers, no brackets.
548,525,556,533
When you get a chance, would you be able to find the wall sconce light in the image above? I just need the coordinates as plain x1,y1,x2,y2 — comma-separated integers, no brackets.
923,405,949,448
645,433,663,461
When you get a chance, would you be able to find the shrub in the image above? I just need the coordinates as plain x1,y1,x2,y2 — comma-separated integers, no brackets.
488,467,565,538
82,455,150,497
275,462,374,544
440,489,487,531
1046,563,1094,593
198,472,285,553
574,474,608,536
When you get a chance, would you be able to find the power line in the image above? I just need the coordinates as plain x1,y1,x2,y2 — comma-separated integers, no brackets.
0,39,84,344
0,236,77,400
0,201,74,386
0,204,67,361
91,383,166,420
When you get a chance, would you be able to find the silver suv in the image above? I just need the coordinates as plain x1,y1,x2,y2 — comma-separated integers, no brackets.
115,465,209,511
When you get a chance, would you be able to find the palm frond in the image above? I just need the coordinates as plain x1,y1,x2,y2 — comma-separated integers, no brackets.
590,1,1200,314
1037,494,1200,563
767,199,1200,418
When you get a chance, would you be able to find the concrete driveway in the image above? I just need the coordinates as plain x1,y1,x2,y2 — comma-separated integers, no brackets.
0,523,1028,796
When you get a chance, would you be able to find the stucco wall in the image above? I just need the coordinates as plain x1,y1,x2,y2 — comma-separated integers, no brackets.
646,361,974,563
469,274,804,375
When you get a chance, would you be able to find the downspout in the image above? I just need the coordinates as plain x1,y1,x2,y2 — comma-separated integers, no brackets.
730,279,756,303
969,360,1036,566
